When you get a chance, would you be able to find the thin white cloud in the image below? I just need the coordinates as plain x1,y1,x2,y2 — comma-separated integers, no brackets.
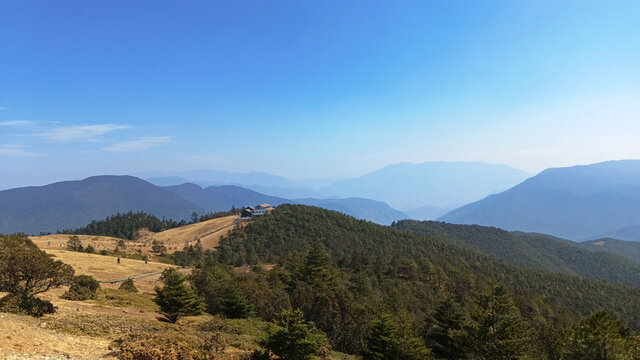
0,120,32,127
0,144,38,157
104,136,171,152
0,107,5,111
38,124,130,142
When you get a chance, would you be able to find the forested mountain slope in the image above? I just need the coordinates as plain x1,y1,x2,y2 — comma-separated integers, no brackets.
394,220,640,287
216,205,640,334
579,238,640,263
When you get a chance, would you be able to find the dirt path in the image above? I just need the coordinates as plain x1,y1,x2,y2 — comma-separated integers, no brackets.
98,270,165,284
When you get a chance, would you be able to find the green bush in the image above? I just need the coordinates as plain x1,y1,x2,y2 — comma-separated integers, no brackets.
62,275,100,301
256,309,329,360
0,293,56,317
119,278,138,293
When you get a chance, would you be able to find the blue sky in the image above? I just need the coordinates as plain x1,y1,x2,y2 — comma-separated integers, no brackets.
1,1,639,189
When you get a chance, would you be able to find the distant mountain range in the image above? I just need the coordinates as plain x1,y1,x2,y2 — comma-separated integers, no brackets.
164,183,408,225
0,176,203,235
440,160,640,241
320,161,530,214
147,162,531,220
0,175,409,234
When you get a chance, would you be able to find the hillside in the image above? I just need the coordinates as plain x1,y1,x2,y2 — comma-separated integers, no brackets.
440,160,640,241
394,220,640,287
33,215,239,254
320,161,529,211
217,205,640,334
0,175,203,235
580,238,640,263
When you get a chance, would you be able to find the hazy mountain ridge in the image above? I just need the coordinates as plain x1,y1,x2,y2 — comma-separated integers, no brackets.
165,183,408,225
320,161,530,210
0,176,410,234
0,175,204,235
440,160,640,241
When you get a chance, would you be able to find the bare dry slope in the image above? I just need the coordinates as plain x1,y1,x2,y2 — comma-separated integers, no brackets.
31,215,240,255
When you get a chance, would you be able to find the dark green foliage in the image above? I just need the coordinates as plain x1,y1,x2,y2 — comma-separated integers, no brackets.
154,268,205,323
297,241,334,290
560,310,639,360
62,275,100,301
363,315,398,360
429,298,466,360
84,244,96,253
220,286,254,319
0,233,74,316
60,211,186,240
67,235,83,252
192,264,233,315
395,220,640,288
579,238,640,263
180,205,640,356
257,309,329,360
0,293,56,317
459,280,531,359
217,205,640,332
119,278,138,293
363,314,431,360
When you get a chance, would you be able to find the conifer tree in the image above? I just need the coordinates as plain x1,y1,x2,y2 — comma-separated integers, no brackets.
258,308,329,360
395,312,432,360
560,310,639,360
460,280,531,360
154,268,204,323
299,241,333,289
220,286,254,318
430,297,466,359
363,315,399,360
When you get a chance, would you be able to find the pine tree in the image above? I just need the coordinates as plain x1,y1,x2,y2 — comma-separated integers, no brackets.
364,314,431,360
363,315,399,360
430,297,466,359
395,312,432,360
560,310,639,360
460,280,531,360
299,241,333,289
259,308,329,360
154,268,205,323
220,286,254,319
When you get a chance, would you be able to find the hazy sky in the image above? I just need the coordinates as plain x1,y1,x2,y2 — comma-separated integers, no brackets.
1,1,639,189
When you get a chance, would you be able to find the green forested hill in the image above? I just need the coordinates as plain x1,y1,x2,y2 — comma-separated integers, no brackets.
393,220,640,287
216,205,640,336
579,238,640,263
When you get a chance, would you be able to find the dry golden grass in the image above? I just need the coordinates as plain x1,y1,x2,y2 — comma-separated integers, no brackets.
137,215,239,251
31,215,239,255
45,250,173,292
